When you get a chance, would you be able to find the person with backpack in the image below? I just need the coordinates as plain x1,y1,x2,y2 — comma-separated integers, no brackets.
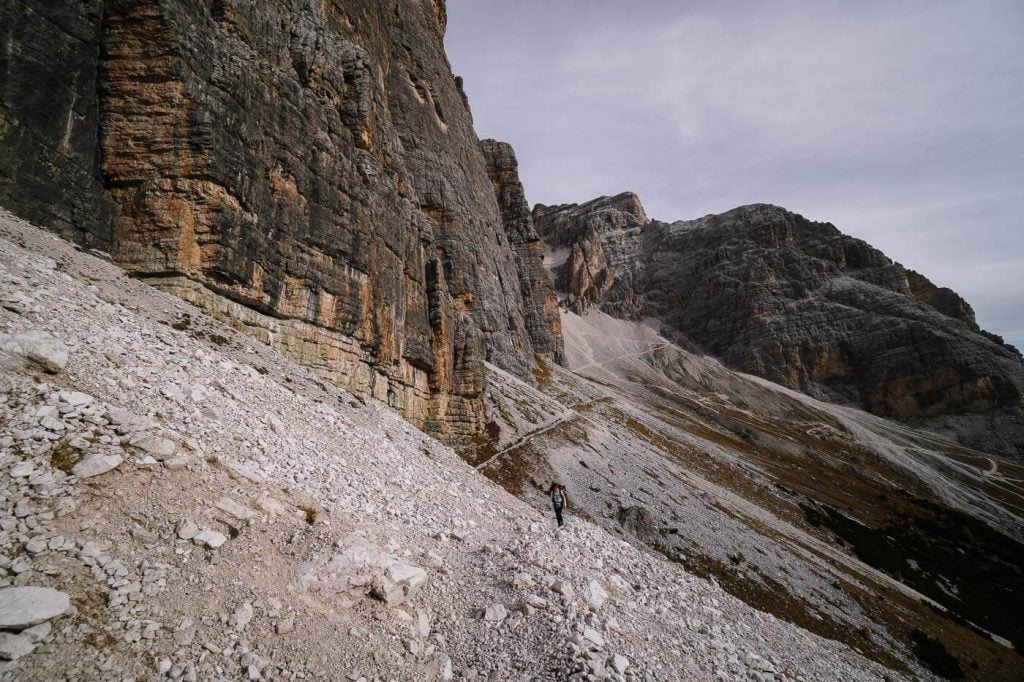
548,482,568,527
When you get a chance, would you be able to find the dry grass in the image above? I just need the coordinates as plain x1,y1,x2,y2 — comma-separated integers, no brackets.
50,439,81,473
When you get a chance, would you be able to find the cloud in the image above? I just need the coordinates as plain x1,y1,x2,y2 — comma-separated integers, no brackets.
446,0,1024,345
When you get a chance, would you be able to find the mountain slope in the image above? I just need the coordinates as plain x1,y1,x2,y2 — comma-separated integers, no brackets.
534,199,1024,458
0,210,907,681
480,308,1024,680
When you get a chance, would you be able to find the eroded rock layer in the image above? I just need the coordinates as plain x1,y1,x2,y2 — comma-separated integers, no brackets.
480,140,564,365
0,0,560,442
533,193,647,317
539,199,1024,456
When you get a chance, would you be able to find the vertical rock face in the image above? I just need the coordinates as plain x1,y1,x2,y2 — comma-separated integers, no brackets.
479,140,564,364
540,198,1024,457
0,1,114,245
533,193,646,317
0,0,562,443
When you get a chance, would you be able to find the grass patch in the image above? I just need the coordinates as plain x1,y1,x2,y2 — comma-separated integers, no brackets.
464,420,501,468
533,354,553,388
800,499,1024,649
50,439,81,473
912,629,965,679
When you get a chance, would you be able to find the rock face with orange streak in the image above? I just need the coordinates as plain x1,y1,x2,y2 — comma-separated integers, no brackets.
479,140,565,365
533,193,648,317
0,0,559,443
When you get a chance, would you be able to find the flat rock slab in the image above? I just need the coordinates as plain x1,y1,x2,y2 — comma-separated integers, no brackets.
0,331,69,373
0,632,36,661
0,587,70,630
127,432,176,459
72,454,123,478
215,497,257,521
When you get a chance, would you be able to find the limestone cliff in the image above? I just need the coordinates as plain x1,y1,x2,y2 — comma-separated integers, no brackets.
539,198,1024,457
533,193,647,318
479,140,564,365
0,0,562,442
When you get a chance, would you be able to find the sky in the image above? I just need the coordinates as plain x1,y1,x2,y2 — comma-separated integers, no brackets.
445,0,1024,350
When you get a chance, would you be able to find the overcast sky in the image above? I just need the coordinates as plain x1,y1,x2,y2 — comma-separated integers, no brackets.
446,0,1024,350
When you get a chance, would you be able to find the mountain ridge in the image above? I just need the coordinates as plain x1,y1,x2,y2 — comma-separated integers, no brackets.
535,196,1024,458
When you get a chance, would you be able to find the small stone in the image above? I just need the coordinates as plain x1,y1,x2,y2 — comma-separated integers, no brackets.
610,654,629,674
276,616,295,634
231,602,254,631
193,530,227,549
10,462,35,478
177,520,200,541
173,618,196,646
0,587,70,629
24,539,47,555
257,497,286,516
58,391,93,408
22,621,51,643
426,653,453,681
583,627,605,648
551,580,574,598
483,604,507,622
414,609,430,639
512,573,534,589
267,415,285,435
0,632,35,660
163,454,189,471
103,407,133,426
131,526,158,544
214,497,256,521
584,580,609,610
128,433,176,460
72,454,123,478
158,659,173,675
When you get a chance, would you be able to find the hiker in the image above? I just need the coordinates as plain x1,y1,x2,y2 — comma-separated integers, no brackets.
549,482,568,527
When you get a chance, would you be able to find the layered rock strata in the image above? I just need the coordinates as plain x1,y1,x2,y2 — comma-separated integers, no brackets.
0,0,560,442
533,193,647,317
539,198,1024,456
0,1,114,244
480,140,564,364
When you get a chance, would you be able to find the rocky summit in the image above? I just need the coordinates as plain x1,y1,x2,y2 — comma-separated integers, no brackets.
537,199,1024,458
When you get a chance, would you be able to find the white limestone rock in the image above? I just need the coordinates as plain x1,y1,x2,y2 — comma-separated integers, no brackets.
0,331,68,373
0,587,70,629
0,632,35,661
483,603,508,622
215,497,257,521
584,579,609,610
193,529,227,549
72,454,123,478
